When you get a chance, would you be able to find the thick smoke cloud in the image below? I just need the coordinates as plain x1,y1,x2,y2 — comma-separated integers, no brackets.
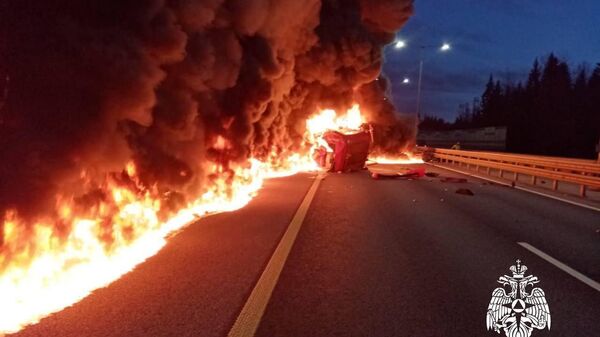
0,0,414,221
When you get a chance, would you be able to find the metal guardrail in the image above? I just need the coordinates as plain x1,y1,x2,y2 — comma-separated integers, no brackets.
418,147,600,198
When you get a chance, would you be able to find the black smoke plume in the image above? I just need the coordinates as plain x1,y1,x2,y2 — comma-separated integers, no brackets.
0,0,414,224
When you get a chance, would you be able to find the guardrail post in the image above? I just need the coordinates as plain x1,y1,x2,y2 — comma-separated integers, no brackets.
552,180,558,191
531,176,537,185
514,172,519,182
579,185,586,198
486,167,490,174
499,169,503,178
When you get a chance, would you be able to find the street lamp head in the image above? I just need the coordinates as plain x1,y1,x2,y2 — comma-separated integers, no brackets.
402,77,410,84
440,43,451,51
394,40,406,49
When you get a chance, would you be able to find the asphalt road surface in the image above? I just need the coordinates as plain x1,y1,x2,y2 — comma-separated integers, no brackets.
10,165,600,337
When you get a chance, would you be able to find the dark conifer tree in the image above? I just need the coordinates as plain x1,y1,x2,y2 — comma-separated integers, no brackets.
426,55,599,158
588,63,600,155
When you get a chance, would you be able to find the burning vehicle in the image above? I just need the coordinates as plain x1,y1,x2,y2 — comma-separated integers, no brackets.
306,105,423,174
313,124,373,172
307,105,373,172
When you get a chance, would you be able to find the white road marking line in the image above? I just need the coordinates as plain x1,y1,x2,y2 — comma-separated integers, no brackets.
428,163,600,212
518,242,600,292
227,173,325,337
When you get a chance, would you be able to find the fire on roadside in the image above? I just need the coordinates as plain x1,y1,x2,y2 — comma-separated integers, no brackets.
0,104,419,333
368,154,424,165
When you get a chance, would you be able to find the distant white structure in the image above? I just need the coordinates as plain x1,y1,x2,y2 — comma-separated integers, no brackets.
418,126,507,151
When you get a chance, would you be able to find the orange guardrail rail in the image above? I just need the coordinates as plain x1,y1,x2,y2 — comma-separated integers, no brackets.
417,147,600,198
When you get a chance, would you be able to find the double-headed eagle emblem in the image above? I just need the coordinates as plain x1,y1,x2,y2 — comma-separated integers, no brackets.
486,260,551,337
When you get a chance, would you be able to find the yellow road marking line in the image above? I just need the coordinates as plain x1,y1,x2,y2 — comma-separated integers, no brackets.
227,173,325,337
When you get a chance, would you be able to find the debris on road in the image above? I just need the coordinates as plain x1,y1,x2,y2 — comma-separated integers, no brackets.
455,188,474,196
367,163,425,180
440,177,468,183
425,172,440,177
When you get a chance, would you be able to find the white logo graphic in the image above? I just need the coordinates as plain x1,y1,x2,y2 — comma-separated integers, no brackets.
486,260,551,337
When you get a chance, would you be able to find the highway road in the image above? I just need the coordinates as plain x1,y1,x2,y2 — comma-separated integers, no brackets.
9,165,600,337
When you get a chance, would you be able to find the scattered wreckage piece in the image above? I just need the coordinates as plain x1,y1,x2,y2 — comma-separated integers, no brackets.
367,163,425,179
455,188,475,196
440,177,468,183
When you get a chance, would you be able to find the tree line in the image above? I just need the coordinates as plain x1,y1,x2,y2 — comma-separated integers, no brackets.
420,54,600,159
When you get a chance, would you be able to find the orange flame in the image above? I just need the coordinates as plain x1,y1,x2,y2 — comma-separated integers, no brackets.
368,154,424,164
0,104,418,333
306,104,365,135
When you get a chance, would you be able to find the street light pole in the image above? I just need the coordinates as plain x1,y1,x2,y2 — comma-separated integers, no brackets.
416,58,424,119
393,41,451,117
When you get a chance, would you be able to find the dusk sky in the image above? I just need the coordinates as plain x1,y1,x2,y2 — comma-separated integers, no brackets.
382,0,600,121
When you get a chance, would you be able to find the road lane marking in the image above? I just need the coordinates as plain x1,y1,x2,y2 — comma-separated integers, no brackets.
227,173,325,337
428,163,600,212
518,242,600,292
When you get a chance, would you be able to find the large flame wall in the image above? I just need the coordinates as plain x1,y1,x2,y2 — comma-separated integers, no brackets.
0,0,415,332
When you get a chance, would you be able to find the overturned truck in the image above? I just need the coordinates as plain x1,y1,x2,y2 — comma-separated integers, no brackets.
313,124,373,172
